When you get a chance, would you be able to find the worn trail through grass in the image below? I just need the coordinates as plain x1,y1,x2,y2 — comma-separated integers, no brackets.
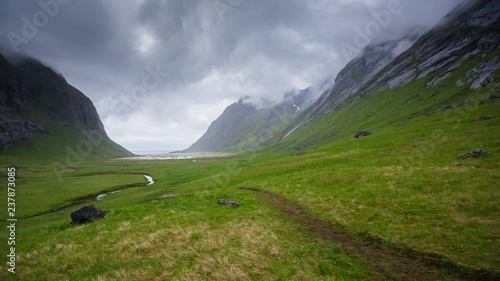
241,187,500,281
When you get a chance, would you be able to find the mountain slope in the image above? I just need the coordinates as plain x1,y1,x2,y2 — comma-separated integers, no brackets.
0,54,133,160
184,99,257,152
185,34,418,152
184,78,335,152
187,0,499,153
299,35,418,125
274,0,499,152
280,0,499,142
355,0,500,97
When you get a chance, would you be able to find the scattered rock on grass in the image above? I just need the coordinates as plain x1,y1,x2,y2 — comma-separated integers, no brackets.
151,194,178,202
157,194,177,199
71,205,107,224
354,131,373,138
457,149,491,159
217,199,240,207
475,115,494,121
440,105,452,111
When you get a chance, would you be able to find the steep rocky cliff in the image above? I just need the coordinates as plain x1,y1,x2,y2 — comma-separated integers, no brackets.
0,54,132,157
0,55,52,149
356,0,499,96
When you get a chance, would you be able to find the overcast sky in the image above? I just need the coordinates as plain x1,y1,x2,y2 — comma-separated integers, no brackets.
0,0,466,153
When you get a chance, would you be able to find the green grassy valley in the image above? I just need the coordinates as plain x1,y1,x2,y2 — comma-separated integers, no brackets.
1,64,498,279
1,1,499,280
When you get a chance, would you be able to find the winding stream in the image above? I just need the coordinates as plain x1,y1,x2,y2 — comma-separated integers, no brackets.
96,174,155,200
22,174,156,219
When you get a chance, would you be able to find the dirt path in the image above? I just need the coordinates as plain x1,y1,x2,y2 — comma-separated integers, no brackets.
241,187,499,281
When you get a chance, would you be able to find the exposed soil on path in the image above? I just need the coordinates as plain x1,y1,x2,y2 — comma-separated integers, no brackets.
241,187,500,281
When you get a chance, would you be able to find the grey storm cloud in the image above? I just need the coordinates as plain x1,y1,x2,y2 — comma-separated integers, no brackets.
0,0,467,152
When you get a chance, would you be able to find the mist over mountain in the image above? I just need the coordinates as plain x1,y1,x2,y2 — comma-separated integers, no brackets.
185,32,420,152
186,0,500,153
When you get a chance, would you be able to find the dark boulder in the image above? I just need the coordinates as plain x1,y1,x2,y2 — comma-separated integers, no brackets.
458,149,491,159
475,115,494,121
217,199,240,207
354,131,373,138
71,205,107,224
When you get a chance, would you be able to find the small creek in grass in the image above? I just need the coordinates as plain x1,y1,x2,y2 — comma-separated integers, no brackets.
23,174,156,219
96,174,154,200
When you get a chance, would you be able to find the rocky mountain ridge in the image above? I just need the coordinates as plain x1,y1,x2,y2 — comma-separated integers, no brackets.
283,0,500,140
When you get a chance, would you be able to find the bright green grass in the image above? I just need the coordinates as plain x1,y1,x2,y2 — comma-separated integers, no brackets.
0,158,381,280
234,65,500,270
